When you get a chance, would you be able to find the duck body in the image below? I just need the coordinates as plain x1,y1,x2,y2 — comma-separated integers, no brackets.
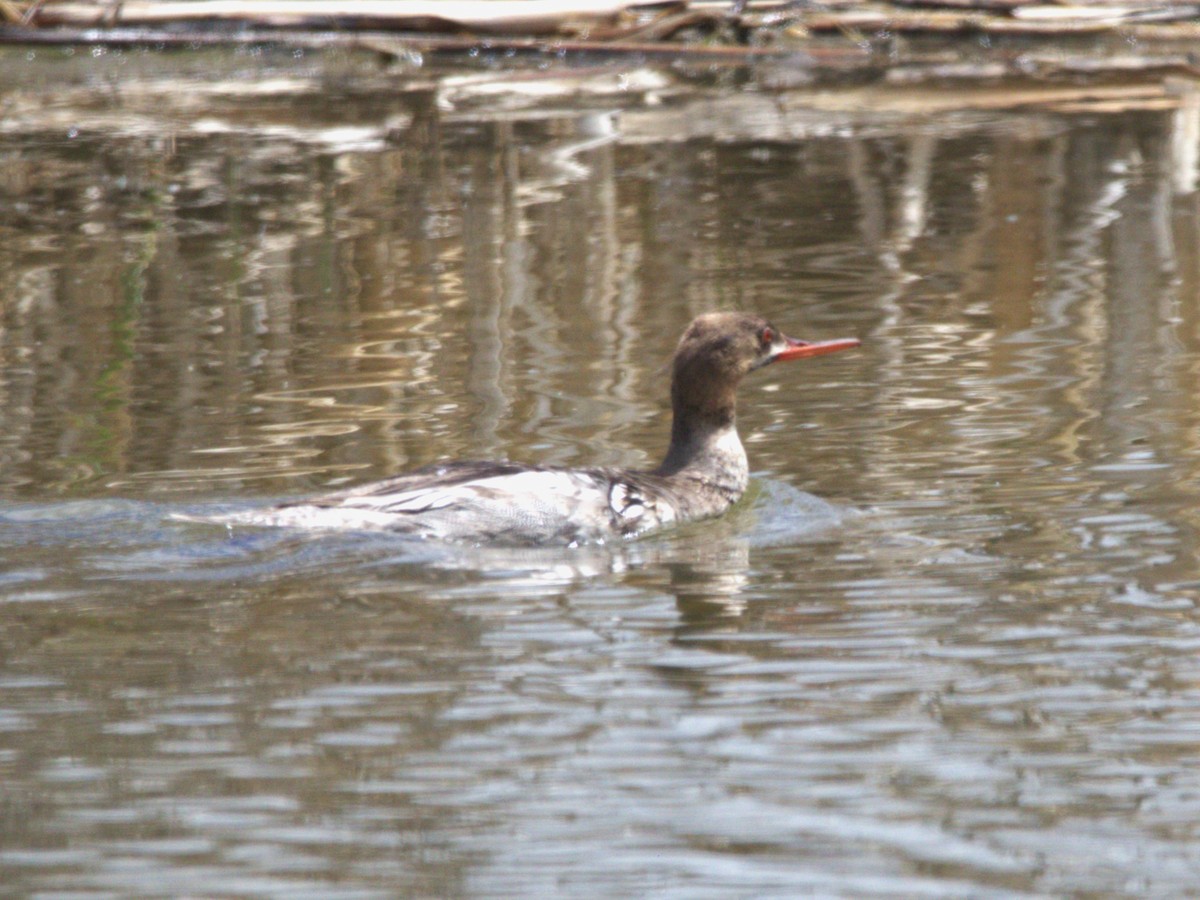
196,313,859,546
233,460,738,547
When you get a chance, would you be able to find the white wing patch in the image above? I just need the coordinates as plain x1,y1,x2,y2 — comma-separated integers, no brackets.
368,489,458,513
609,482,646,522
359,470,596,515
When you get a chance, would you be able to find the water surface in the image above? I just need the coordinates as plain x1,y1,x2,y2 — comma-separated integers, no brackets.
3,47,1200,896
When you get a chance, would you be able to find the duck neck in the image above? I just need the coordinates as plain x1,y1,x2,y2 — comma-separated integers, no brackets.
654,404,749,495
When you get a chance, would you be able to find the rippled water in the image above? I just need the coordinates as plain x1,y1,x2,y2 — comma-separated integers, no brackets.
4,47,1200,896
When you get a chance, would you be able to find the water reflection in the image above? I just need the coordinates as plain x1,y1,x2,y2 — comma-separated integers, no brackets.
5,47,1200,895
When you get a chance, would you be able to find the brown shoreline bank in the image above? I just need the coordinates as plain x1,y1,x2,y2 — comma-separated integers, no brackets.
4,0,1200,86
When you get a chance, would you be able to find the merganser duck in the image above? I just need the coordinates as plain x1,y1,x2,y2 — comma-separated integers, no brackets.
195,312,859,546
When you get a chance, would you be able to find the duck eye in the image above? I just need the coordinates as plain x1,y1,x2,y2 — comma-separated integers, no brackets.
760,327,774,347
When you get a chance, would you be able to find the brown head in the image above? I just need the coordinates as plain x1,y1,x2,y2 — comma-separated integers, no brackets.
668,311,859,423
654,312,859,478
